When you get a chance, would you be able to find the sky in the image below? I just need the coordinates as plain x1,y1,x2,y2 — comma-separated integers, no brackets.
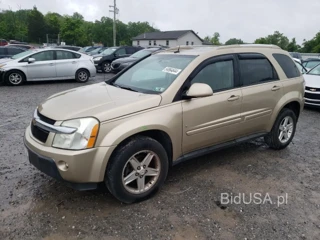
1,0,319,44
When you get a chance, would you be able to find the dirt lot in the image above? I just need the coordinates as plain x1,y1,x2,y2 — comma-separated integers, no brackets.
0,75,319,240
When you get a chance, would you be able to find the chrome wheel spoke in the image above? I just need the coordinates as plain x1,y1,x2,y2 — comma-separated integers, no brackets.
124,171,138,185
145,167,159,176
137,176,145,192
129,157,140,170
142,153,154,167
279,131,284,140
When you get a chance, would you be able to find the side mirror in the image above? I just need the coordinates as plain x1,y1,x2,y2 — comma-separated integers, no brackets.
28,58,35,63
185,83,213,98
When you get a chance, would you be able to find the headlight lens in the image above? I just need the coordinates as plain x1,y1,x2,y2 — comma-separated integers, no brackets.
94,57,102,61
52,118,99,150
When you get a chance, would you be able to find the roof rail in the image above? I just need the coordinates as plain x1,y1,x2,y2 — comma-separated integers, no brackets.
216,44,281,50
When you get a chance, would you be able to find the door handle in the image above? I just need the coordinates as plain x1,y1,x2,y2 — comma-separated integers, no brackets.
72,61,77,64
49,63,54,66
228,95,240,101
271,85,281,91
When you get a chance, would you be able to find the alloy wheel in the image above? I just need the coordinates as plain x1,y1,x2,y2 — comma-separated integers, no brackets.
78,71,88,82
9,73,22,85
103,63,111,72
278,116,294,143
122,150,161,194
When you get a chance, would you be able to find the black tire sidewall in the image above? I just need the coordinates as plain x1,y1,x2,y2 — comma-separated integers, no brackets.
267,108,297,149
5,71,25,86
76,69,89,83
105,137,169,203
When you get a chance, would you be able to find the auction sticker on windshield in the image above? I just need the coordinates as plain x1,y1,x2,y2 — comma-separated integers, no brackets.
162,67,182,75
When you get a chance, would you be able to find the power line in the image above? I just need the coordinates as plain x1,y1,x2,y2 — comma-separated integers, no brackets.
109,0,119,46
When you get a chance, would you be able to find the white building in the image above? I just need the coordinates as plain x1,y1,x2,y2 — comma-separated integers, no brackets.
132,30,203,48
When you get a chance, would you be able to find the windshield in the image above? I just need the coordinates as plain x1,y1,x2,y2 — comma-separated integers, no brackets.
90,47,104,54
111,54,196,93
11,49,35,59
307,64,320,75
304,61,320,69
79,47,90,53
131,50,152,59
102,48,118,55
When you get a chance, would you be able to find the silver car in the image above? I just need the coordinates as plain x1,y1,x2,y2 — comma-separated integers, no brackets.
0,48,96,86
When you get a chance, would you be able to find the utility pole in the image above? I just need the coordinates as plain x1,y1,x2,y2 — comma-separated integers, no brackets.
109,0,119,46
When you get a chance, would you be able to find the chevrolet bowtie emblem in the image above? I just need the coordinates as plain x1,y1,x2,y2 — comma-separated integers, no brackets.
310,88,317,92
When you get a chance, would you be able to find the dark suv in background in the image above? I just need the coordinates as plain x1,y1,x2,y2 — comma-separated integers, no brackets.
93,46,143,73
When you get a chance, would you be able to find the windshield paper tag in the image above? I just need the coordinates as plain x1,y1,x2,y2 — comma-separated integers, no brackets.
162,67,182,75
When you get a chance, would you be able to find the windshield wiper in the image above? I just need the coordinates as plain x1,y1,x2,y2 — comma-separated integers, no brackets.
113,83,138,92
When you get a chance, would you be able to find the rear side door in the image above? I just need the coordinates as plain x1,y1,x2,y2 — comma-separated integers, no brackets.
182,54,243,154
114,48,129,60
26,50,56,80
55,50,80,78
238,53,283,135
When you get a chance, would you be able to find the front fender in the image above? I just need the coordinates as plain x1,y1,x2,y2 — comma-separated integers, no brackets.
96,103,183,161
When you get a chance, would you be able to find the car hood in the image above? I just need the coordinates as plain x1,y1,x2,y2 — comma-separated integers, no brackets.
304,74,320,88
0,58,13,64
113,57,137,64
38,83,162,122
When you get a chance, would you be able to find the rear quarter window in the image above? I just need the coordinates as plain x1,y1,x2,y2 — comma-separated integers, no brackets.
273,54,300,78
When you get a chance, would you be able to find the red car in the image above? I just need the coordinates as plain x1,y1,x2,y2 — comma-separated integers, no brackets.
0,39,8,46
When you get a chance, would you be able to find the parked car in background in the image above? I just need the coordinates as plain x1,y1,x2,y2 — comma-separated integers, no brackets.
303,64,320,108
0,46,26,59
0,48,96,86
0,39,8,46
111,47,163,73
54,45,81,52
302,58,320,71
79,46,100,53
289,52,302,63
86,47,107,56
24,45,304,203
93,46,143,73
8,44,35,50
293,59,308,74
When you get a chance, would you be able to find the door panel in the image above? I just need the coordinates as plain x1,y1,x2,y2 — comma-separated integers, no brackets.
182,89,242,154
27,51,56,80
240,82,283,135
55,50,79,78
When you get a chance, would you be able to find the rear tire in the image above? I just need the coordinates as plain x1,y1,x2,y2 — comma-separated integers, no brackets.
5,70,25,86
264,108,297,150
105,136,169,203
75,69,89,83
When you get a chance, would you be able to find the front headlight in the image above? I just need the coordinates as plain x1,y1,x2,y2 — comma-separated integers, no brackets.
52,118,99,150
0,64,6,68
94,57,102,61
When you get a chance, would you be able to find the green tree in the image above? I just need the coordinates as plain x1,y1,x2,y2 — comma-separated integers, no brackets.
225,38,244,45
287,38,300,52
45,12,62,37
27,6,46,43
254,31,289,50
211,32,221,45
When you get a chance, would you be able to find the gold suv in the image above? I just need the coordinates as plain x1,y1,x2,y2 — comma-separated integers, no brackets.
24,45,304,203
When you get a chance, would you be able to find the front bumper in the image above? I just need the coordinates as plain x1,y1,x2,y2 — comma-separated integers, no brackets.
94,62,102,71
0,69,5,83
24,125,116,189
304,89,320,108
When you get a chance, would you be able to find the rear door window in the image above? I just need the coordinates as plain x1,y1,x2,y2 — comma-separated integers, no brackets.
56,50,76,60
239,53,278,86
273,54,301,78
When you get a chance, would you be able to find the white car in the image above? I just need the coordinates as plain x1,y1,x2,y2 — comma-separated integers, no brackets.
0,48,96,86
303,64,320,108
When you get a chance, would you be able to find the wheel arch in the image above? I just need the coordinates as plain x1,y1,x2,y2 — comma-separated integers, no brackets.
5,69,27,80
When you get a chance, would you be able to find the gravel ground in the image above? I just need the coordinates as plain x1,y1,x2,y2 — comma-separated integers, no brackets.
0,74,320,240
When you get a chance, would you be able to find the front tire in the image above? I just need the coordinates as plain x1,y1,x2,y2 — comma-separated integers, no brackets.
105,136,169,203
102,62,111,73
264,108,297,150
5,70,25,86
75,69,89,83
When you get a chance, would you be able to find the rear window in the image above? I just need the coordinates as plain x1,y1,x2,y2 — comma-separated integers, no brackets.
273,54,300,78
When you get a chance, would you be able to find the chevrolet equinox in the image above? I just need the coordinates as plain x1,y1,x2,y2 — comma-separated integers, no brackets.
24,45,305,203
